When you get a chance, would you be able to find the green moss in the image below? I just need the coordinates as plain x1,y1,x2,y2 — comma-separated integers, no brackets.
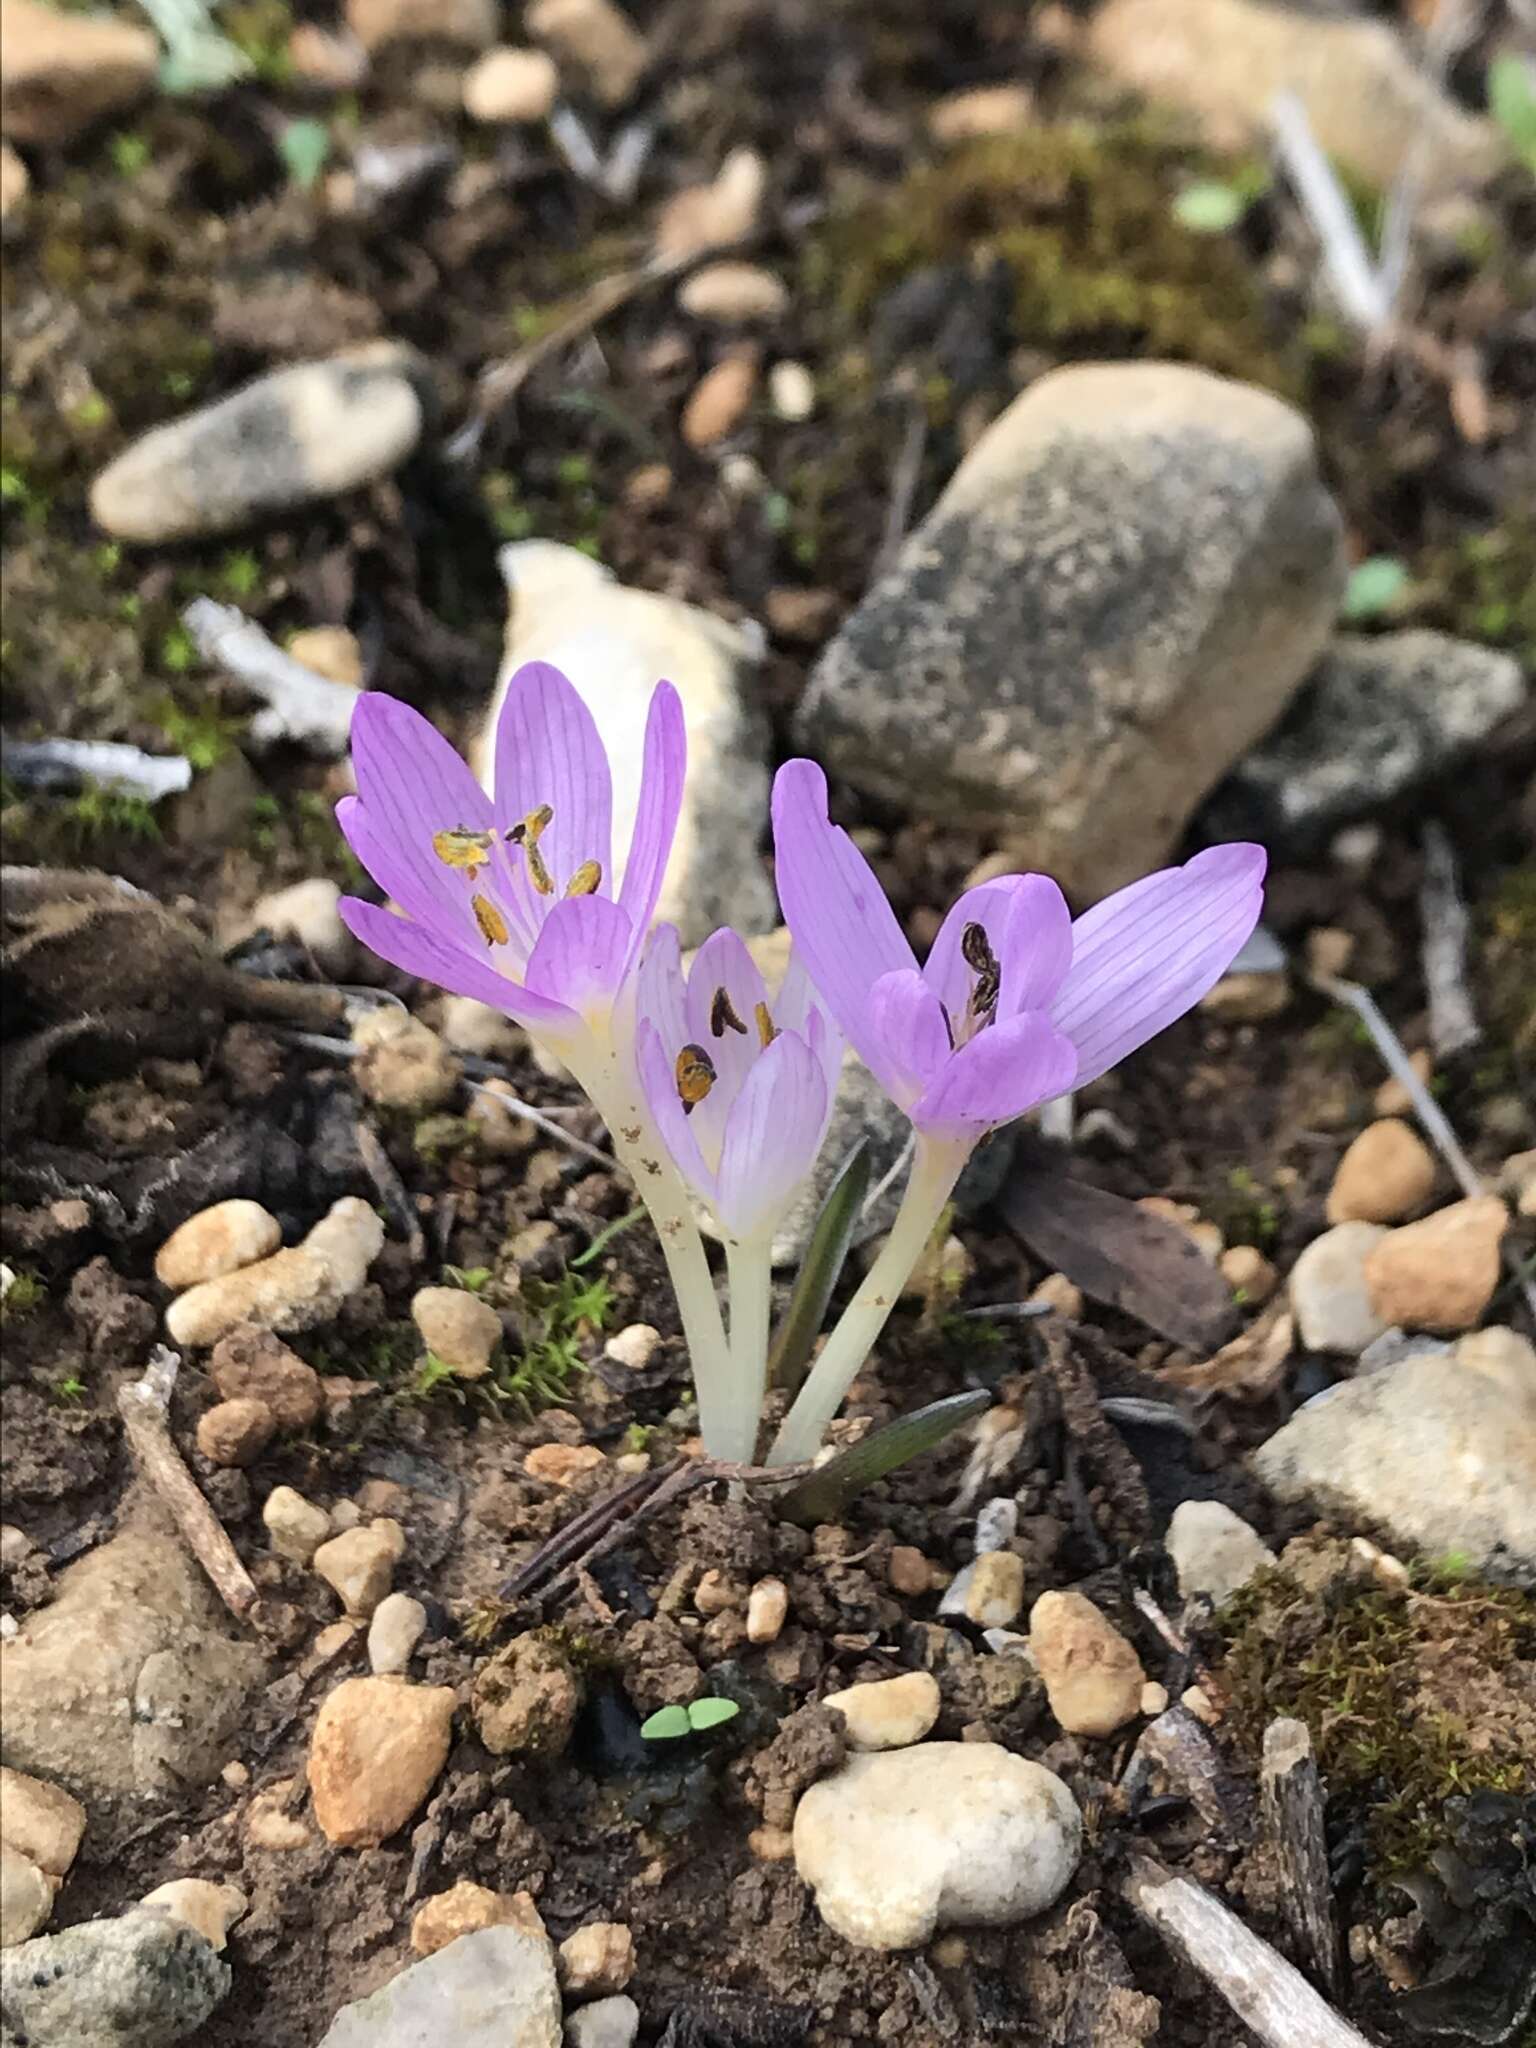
1481,861,1536,1065
802,124,1300,396
1221,1565,1536,1879
1420,520,1536,666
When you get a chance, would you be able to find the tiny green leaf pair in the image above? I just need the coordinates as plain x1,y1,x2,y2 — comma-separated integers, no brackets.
640,1697,741,1741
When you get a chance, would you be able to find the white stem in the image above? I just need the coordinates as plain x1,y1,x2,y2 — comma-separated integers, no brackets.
721,1235,774,1466
767,1132,969,1467
569,1036,736,1458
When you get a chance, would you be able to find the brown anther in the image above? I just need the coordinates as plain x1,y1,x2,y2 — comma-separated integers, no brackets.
754,1001,778,1050
710,986,748,1038
507,803,554,846
675,1042,717,1115
524,844,555,897
565,860,602,897
471,893,510,947
961,920,1001,1028
432,827,495,874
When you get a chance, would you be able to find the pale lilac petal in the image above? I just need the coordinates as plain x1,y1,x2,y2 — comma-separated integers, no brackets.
637,1017,715,1206
923,874,1072,1026
616,682,686,953
909,1013,1078,1142
347,695,495,929
681,928,770,1164
771,759,916,1074
775,948,845,1098
803,1006,841,1156
493,661,613,898
1051,843,1267,1088
339,898,577,1032
714,1029,828,1240
868,968,952,1105
637,923,689,1057
524,895,635,1016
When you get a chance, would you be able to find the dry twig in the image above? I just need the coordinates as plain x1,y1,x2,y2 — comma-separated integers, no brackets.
1122,1855,1377,2048
118,1344,258,1621
1419,821,1480,1059
1262,1718,1341,1996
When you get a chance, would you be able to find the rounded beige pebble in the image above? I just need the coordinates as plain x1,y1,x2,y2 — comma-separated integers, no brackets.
693,1569,742,1617
1363,1195,1508,1332
748,1825,794,1861
286,626,363,686
411,1879,545,1955
745,1576,788,1645
1140,1681,1169,1716
927,82,1033,141
1028,1272,1084,1318
654,146,765,261
262,1485,331,1564
1374,1047,1434,1118
0,1768,86,1879
245,1779,312,1851
248,877,353,977
678,262,789,324
524,1443,605,1487
1181,1685,1220,1725
368,1591,428,1675
603,1323,660,1370
196,1397,277,1468
0,1842,54,1948
793,1743,1081,1950
1029,1590,1145,1737
822,1671,940,1752
138,1878,247,1950
0,141,30,221
156,1200,282,1291
312,1518,406,1617
767,360,815,422
411,1286,502,1378
462,45,558,120
1288,1221,1390,1355
887,1546,931,1597
681,353,757,448
525,0,646,105
1326,1118,1436,1225
0,0,157,147
307,1676,456,1847
1220,1243,1278,1305
440,997,520,1059
352,1009,461,1113
963,1551,1025,1629
558,1920,634,1998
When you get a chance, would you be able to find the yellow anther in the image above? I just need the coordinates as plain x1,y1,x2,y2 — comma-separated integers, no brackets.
565,860,602,897
675,1042,717,1115
754,1001,778,1050
432,828,495,874
471,893,509,947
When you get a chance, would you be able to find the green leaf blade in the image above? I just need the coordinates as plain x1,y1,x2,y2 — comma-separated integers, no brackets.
767,1142,872,1395
776,1388,990,1528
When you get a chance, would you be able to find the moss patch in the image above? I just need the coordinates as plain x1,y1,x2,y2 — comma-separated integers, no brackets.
1220,1555,1536,1880
802,123,1301,395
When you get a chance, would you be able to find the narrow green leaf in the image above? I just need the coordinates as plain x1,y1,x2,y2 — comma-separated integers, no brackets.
767,1142,871,1395
571,1205,644,1269
776,1387,991,1528
1341,555,1409,622
639,1704,692,1741
686,1697,740,1732
1173,181,1246,233
1488,54,1536,174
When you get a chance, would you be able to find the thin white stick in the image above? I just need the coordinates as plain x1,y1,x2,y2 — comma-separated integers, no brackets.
1269,92,1391,335
1419,822,1480,1058
769,1134,968,1466
182,598,358,756
861,1131,915,1221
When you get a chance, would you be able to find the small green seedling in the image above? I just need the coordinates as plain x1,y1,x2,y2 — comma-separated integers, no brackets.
640,1698,741,1741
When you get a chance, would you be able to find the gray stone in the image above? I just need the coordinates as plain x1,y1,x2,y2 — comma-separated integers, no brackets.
566,1995,640,2048
483,541,774,946
1287,1222,1389,1356
1251,1332,1536,1583
0,1912,230,2047
1207,632,1526,849
793,1742,1081,1950
1166,1499,1274,1605
89,345,426,543
0,1526,266,1808
318,1926,561,2047
795,362,1344,899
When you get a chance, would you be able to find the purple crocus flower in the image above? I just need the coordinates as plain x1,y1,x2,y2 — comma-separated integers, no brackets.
771,760,1266,1139
634,925,842,1244
337,661,684,1049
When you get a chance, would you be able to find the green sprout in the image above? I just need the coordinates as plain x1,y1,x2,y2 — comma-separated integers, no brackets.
53,1375,87,1405
641,1697,741,1741
1,1271,45,1321
443,1264,493,1293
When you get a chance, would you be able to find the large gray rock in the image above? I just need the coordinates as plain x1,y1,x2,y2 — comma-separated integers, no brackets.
0,1525,266,1808
89,345,426,542
481,541,775,945
0,1912,231,2047
318,1925,562,2047
795,362,1344,899
1251,1329,1536,1583
1206,631,1526,848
